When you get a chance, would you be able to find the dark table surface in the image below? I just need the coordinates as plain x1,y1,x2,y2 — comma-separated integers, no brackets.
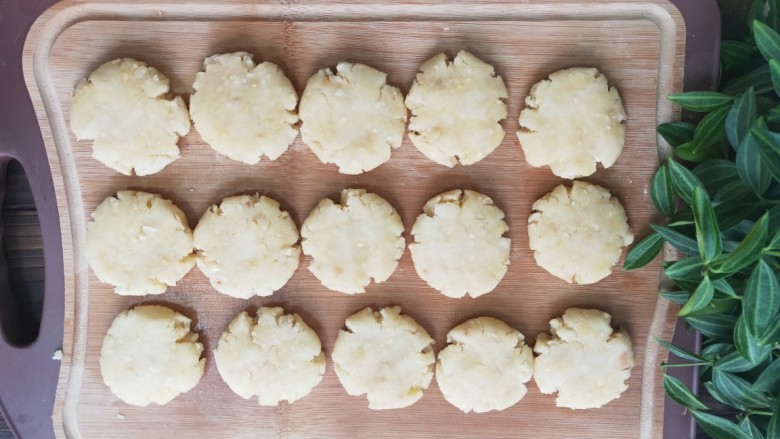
0,0,729,438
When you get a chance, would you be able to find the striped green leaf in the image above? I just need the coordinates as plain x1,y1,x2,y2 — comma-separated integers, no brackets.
752,128,780,182
690,410,750,439
661,291,690,305
667,91,733,112
721,40,759,70
658,122,695,147
694,160,739,194
712,213,769,274
657,338,707,362
737,119,772,195
716,351,760,373
664,374,709,410
693,186,722,262
665,256,705,282
679,275,715,316
734,314,771,363
668,159,707,205
623,232,663,270
726,87,757,148
712,369,772,409
753,358,780,393
694,105,731,153
687,314,737,341
743,259,780,336
755,19,780,61
722,64,774,96
650,224,698,256
650,162,676,216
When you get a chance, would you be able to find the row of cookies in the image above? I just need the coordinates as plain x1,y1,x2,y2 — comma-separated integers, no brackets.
101,304,634,412
70,52,626,178
85,183,633,299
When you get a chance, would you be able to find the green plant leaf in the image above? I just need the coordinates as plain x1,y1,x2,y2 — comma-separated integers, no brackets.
768,104,780,126
739,417,764,439
722,40,760,70
768,228,780,251
705,381,749,411
688,298,740,317
665,256,705,281
661,291,690,305
679,275,715,316
656,338,707,362
690,409,749,439
715,202,760,231
772,59,780,97
623,233,663,270
650,224,698,256
712,213,769,274
716,351,761,373
669,159,707,205
713,369,772,409
724,64,775,96
668,91,734,112
694,105,732,154
751,128,780,181
650,163,676,216
687,314,737,341
743,259,780,336
663,374,709,410
768,398,780,439
737,121,773,196
675,141,721,162
759,311,780,345
712,278,737,296
694,160,740,194
755,19,780,61
753,358,780,393
726,87,757,148
658,122,696,147
734,314,771,363
693,186,722,262
701,342,735,359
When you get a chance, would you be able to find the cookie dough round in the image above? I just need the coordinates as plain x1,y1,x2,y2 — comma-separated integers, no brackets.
70,58,190,176
533,308,634,409
85,191,195,296
190,52,299,164
299,62,407,174
100,305,205,406
517,67,626,179
405,51,508,167
214,307,325,406
193,194,300,299
332,306,435,409
436,317,533,413
301,189,405,294
410,189,510,298
528,181,633,284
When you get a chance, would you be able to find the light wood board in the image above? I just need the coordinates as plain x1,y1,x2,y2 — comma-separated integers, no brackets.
24,1,685,438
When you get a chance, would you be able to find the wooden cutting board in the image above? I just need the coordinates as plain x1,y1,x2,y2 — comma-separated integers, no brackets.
24,1,685,438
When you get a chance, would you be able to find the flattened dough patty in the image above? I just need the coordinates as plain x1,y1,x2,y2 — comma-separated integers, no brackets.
299,62,407,174
193,194,300,299
405,51,508,167
332,306,435,409
517,67,626,179
85,191,195,296
533,308,634,409
301,189,405,294
410,189,510,298
528,181,633,284
190,52,299,164
214,307,325,406
70,58,190,176
100,305,205,406
436,317,533,413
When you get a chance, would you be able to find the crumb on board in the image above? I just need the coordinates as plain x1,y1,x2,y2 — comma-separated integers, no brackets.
52,350,63,361
117,413,125,420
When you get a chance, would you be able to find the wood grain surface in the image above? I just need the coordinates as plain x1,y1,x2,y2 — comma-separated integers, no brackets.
24,1,685,438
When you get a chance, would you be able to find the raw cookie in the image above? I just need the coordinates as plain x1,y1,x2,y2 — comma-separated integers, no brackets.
85,191,195,296
193,194,300,299
410,189,510,298
527,181,633,284
299,62,407,174
436,317,533,413
214,307,325,406
517,67,626,179
100,305,205,406
190,52,299,164
533,308,634,409
332,306,435,409
405,51,508,167
70,58,190,176
301,189,405,294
